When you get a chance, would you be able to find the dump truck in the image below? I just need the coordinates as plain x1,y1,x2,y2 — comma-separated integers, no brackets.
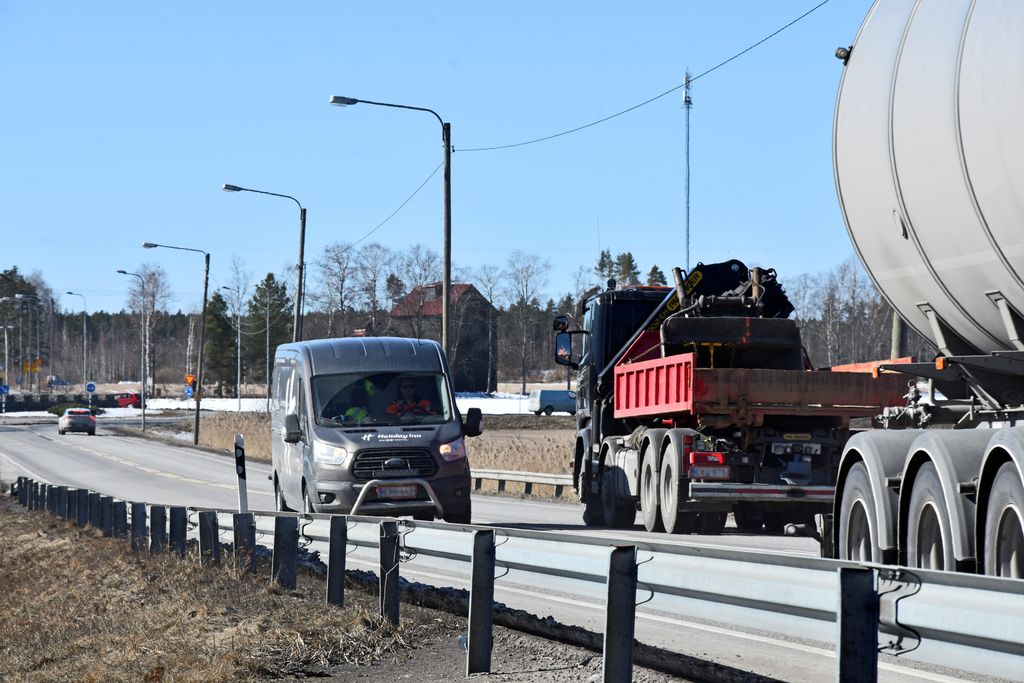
553,261,907,533
830,0,1024,577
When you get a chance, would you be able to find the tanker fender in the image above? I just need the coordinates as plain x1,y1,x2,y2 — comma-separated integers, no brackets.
835,429,925,563
976,427,1024,564
899,430,991,568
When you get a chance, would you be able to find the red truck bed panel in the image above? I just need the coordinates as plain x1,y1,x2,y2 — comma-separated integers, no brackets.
614,352,908,425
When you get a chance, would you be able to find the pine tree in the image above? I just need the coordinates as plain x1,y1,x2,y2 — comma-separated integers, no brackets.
616,252,641,286
647,265,668,286
245,274,291,393
204,291,235,396
594,249,615,283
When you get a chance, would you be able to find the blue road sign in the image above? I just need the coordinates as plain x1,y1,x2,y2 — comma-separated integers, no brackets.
86,382,96,393
184,386,193,398
0,384,8,395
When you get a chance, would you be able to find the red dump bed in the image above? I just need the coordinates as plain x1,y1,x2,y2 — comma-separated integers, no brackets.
613,352,908,427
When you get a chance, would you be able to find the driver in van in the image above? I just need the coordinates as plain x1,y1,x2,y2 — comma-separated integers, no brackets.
386,379,436,418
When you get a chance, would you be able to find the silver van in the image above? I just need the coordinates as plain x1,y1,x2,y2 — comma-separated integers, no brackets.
527,389,576,416
271,337,482,522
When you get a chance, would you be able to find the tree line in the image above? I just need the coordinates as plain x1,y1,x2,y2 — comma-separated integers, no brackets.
0,250,932,397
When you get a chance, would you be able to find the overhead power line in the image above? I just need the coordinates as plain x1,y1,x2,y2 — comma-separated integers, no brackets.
459,0,833,153
351,162,444,248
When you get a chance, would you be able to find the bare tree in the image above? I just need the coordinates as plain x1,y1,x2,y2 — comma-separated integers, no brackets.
474,264,506,393
353,242,394,334
395,244,442,338
314,241,357,336
125,263,171,392
504,251,550,394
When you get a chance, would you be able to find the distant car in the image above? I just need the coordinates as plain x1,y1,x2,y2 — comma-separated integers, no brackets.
114,392,141,408
58,408,95,436
528,389,576,416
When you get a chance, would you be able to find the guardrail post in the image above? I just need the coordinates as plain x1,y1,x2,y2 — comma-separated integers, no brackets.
67,488,78,521
88,492,101,528
466,529,496,675
150,506,167,553
169,507,187,557
327,516,347,607
113,501,128,539
497,480,506,493
131,503,147,551
474,477,482,491
100,496,113,536
554,484,564,498
31,481,40,510
199,511,220,566
603,545,638,683
50,485,58,514
77,489,89,527
379,520,400,625
57,486,68,519
272,516,299,589
837,567,879,683
17,477,27,506
523,481,533,496
44,484,53,513
233,513,255,573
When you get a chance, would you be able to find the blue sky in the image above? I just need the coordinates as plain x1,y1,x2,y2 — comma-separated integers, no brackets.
1,1,871,314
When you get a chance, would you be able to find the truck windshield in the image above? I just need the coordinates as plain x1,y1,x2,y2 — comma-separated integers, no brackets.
311,372,452,427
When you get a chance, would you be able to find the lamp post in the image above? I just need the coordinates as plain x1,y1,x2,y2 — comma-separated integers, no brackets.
1,324,13,390
0,298,21,391
220,285,244,413
329,95,452,358
66,292,88,389
116,271,147,432
143,241,209,445
222,184,305,342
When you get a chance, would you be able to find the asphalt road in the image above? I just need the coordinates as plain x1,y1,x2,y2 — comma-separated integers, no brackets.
0,421,989,682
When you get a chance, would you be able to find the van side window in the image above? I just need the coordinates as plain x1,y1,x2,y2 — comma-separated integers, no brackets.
273,363,294,426
294,371,309,429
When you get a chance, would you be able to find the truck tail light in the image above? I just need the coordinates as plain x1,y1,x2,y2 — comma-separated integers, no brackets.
689,451,724,466
689,451,730,480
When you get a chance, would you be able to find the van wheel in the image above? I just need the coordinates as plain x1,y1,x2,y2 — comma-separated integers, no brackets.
534,410,542,416
275,477,292,512
543,406,553,416
443,501,472,524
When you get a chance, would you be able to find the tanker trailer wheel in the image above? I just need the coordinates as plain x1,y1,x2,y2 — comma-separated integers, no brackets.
906,462,956,571
600,463,636,529
983,462,1024,578
659,445,697,534
640,455,663,532
837,462,883,562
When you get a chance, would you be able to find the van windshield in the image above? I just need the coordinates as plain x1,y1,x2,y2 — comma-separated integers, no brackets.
312,372,453,427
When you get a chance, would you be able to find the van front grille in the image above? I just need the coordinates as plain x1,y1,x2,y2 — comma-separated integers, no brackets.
352,448,437,480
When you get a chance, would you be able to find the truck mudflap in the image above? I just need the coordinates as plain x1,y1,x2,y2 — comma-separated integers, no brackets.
688,482,835,502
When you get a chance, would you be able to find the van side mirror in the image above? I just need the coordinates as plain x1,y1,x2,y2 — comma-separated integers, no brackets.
555,332,578,370
283,413,302,443
463,407,483,437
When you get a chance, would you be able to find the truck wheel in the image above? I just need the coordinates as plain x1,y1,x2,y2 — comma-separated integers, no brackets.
640,455,663,532
906,462,956,571
601,465,635,529
659,450,696,534
443,501,472,524
983,462,1024,578
697,512,726,535
275,476,292,512
838,462,882,562
578,456,605,527
543,406,553,416
303,485,316,514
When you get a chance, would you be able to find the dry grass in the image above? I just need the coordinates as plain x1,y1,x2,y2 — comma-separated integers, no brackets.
0,497,437,682
178,413,575,476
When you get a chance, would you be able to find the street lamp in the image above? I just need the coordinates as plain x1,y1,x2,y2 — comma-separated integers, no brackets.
222,184,305,342
66,292,88,389
143,241,210,445
220,285,244,413
329,95,453,358
116,271,147,432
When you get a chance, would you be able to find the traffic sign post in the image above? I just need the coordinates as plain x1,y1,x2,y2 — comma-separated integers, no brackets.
86,381,95,410
185,386,193,398
0,384,7,424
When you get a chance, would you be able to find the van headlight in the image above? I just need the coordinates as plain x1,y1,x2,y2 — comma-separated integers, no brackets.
313,442,349,467
439,436,466,462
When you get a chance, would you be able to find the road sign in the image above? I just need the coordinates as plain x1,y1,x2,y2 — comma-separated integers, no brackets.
185,386,193,398
184,374,196,386
86,382,96,393
0,385,8,395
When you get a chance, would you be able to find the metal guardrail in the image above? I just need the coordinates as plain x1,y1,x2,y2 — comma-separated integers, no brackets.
10,476,1024,680
470,468,573,497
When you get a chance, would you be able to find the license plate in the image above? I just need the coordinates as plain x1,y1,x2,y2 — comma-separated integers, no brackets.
689,465,731,480
377,484,417,499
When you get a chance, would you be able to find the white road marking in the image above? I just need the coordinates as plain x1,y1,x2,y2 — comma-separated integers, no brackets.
0,451,50,483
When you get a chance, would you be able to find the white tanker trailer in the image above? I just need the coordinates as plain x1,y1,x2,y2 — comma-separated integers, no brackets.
831,0,1024,576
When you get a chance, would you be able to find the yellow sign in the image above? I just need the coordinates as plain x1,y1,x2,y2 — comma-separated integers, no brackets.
184,374,196,386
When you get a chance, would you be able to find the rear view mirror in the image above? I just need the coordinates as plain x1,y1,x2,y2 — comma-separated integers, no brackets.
463,407,484,437
555,332,578,369
283,413,302,443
